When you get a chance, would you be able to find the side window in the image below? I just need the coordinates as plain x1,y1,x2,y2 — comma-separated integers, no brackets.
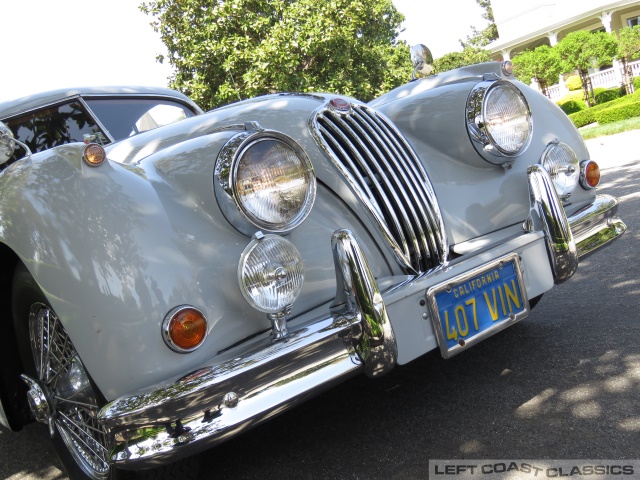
6,101,106,159
84,98,197,141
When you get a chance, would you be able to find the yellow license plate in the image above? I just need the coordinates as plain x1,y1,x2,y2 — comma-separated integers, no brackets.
426,253,530,358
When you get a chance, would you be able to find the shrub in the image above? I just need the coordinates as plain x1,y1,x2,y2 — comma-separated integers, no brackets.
558,100,585,114
634,76,640,91
569,109,596,128
556,91,587,114
594,101,640,124
565,75,582,90
594,86,625,104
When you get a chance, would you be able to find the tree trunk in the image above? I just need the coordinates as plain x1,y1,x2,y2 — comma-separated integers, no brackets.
580,69,595,107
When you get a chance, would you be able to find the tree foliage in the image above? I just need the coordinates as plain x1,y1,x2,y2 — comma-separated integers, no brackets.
433,48,492,73
617,25,640,93
512,45,562,97
140,0,411,110
556,30,618,106
617,25,640,61
462,0,498,48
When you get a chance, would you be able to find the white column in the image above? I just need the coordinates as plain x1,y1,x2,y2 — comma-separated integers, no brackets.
558,74,569,96
547,31,559,46
600,12,613,32
530,77,540,92
501,49,512,61
613,58,625,84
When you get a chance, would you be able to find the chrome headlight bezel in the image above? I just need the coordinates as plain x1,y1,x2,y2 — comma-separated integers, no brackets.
466,79,533,165
215,128,316,236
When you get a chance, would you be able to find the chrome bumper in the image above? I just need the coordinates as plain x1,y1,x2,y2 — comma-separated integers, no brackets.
99,168,625,469
526,164,626,284
98,230,397,469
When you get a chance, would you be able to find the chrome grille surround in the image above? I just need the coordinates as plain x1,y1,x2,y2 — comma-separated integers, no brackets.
310,101,448,274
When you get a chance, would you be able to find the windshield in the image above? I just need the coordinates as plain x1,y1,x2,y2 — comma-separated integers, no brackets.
84,98,198,141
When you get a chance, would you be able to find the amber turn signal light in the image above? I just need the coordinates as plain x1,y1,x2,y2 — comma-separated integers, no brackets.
580,160,600,189
83,143,106,167
162,306,208,353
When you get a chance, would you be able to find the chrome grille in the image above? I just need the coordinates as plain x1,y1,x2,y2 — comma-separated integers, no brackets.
311,102,448,273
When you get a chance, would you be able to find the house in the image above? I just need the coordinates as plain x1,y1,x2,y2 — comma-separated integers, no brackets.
487,0,640,98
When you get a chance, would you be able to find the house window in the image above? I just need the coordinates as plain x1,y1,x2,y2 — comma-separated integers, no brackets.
628,16,640,27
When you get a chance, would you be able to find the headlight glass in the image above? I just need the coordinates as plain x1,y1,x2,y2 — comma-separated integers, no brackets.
541,141,580,200
466,80,532,164
236,138,313,229
238,234,304,314
215,128,316,236
484,84,531,154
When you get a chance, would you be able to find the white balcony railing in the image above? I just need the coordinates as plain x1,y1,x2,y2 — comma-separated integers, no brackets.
540,59,640,101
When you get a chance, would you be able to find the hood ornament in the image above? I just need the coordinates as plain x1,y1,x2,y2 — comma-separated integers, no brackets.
329,98,351,113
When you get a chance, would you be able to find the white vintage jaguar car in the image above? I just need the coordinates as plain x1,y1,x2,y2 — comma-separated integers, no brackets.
0,49,626,480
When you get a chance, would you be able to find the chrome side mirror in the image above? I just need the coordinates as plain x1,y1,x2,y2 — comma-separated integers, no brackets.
410,44,434,80
0,121,31,164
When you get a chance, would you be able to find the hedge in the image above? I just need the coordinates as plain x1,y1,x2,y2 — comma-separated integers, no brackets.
569,109,596,128
557,91,587,114
593,101,640,124
635,76,640,91
594,86,625,104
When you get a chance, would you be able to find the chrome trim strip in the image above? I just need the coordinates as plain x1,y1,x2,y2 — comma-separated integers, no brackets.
568,194,626,258
98,229,396,468
525,164,578,284
77,96,116,144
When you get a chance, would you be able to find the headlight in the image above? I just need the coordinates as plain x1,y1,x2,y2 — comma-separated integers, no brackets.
466,80,532,165
238,233,304,314
540,141,579,200
215,127,316,236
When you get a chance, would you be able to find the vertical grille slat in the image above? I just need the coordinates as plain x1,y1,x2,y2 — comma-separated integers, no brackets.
318,117,412,262
343,114,426,268
356,108,445,263
311,103,448,273
350,109,437,266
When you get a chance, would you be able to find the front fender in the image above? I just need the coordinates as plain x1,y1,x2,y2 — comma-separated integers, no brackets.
0,132,388,400
370,63,596,247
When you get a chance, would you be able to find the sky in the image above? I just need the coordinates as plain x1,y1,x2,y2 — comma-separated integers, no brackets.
0,0,486,103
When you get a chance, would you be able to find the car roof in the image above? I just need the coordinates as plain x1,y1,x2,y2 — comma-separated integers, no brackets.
0,86,202,120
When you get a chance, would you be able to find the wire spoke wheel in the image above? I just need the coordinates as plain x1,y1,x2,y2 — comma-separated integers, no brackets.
28,303,111,480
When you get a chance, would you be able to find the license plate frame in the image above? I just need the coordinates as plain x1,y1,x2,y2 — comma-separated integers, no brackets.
426,253,530,358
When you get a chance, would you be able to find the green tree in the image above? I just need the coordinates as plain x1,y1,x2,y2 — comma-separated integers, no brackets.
617,25,640,93
433,47,492,74
556,30,618,107
512,45,562,98
462,0,499,48
140,0,410,110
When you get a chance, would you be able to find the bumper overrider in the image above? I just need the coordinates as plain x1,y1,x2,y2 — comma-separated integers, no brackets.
98,166,625,469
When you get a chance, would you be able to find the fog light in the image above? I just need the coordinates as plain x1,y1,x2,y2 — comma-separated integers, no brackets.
541,141,579,200
580,160,600,189
163,306,208,353
238,233,304,314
